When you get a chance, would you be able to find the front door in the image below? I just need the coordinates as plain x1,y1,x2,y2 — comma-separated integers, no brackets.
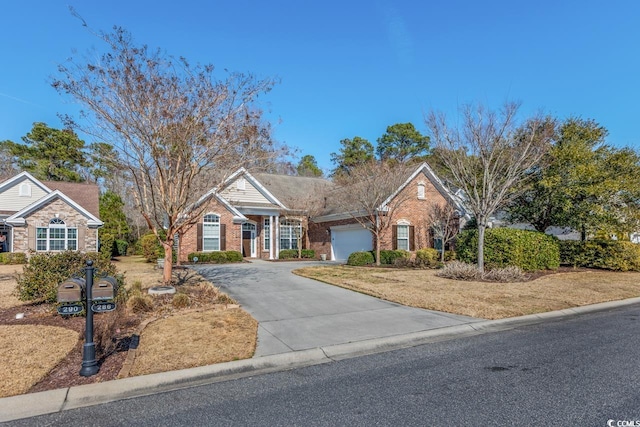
242,223,257,258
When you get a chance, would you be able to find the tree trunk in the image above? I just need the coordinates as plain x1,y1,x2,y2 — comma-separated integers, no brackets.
477,224,486,273
440,245,445,262
375,231,381,266
163,243,173,284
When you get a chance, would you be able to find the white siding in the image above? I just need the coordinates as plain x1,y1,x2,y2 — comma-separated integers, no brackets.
0,178,49,212
220,177,272,205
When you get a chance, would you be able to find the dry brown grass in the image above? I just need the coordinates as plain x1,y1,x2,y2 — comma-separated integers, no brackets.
0,256,257,396
0,264,24,310
294,266,640,320
0,325,79,398
128,308,257,376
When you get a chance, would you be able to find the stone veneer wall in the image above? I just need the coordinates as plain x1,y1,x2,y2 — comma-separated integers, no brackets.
13,198,98,253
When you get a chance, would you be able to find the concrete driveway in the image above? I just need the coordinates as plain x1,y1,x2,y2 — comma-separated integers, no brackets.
193,260,480,357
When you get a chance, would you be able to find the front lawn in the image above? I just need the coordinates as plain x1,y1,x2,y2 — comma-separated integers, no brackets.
293,266,640,319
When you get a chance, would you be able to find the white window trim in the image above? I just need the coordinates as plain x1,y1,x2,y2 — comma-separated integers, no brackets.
263,218,271,252
36,218,77,251
203,213,221,252
396,222,410,251
279,218,302,250
417,182,426,200
19,182,31,197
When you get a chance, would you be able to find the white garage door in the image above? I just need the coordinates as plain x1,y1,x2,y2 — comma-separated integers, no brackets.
331,226,373,261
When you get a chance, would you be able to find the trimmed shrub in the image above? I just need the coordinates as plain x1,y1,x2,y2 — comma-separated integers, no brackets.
377,250,410,265
416,248,440,268
436,261,481,281
140,233,163,263
347,251,375,266
0,252,27,265
301,249,315,259
127,292,154,313
225,251,243,262
187,251,243,264
559,239,640,271
278,249,298,259
456,228,560,271
16,251,119,303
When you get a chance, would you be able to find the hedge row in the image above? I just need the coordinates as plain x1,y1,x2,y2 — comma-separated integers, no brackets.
279,249,316,259
187,251,243,263
559,239,640,271
347,250,410,266
457,228,560,271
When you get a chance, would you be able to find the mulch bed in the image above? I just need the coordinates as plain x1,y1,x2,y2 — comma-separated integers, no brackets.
1,303,141,392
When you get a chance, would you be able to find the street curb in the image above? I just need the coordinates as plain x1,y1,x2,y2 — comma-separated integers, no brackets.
2,297,640,423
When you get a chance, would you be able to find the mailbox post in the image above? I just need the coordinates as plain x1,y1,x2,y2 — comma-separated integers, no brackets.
79,260,99,377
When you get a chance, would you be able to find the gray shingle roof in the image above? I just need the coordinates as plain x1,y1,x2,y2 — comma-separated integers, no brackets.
252,173,335,210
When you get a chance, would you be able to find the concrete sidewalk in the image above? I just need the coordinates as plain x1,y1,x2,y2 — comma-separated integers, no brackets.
192,260,480,356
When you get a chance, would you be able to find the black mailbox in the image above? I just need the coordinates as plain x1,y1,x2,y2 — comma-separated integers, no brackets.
57,278,86,303
93,276,118,301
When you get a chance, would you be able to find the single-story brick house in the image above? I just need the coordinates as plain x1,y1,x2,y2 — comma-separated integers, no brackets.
0,172,102,255
179,162,467,262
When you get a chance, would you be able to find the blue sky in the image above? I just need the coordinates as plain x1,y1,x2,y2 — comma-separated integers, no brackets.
1,1,639,173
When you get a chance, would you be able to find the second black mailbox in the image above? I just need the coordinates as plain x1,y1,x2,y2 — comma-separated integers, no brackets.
57,277,86,303
93,276,118,301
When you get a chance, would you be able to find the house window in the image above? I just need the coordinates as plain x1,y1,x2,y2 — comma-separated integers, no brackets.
417,183,425,199
397,224,410,251
203,214,220,251
36,218,77,251
236,178,246,190
19,183,31,197
263,218,270,251
279,219,301,250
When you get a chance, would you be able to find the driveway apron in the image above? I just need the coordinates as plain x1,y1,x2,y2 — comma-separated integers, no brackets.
193,260,480,357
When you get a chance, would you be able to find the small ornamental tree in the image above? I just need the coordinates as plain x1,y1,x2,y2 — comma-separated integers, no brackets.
53,26,278,283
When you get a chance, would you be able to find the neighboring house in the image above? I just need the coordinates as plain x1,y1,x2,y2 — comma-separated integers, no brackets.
0,172,103,255
180,162,467,262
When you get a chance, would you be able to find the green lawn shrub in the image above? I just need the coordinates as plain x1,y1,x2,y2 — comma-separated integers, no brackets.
187,251,243,264
377,249,410,265
99,232,115,260
347,251,375,266
140,233,163,263
0,252,27,264
415,248,440,268
278,249,316,259
115,240,129,257
559,239,640,271
16,251,121,304
457,228,560,271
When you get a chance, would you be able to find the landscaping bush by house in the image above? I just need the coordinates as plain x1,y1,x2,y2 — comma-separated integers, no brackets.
16,251,122,304
187,251,244,264
347,251,375,266
559,239,640,271
278,249,316,259
415,248,440,268
115,240,129,257
0,252,26,265
140,233,163,263
456,228,560,271
376,250,410,265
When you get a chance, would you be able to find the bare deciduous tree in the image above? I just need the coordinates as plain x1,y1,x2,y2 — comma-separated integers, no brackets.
53,26,279,283
427,203,458,262
426,102,554,272
332,161,413,265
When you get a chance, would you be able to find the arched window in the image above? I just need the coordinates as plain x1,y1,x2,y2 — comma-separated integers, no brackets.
36,218,77,251
203,214,221,251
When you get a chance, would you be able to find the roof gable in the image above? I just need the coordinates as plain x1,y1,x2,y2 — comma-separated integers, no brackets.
6,190,103,227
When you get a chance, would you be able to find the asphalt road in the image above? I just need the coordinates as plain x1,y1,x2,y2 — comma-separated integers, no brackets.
9,304,640,427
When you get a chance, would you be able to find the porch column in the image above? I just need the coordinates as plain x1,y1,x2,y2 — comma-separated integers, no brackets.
269,216,274,260
275,215,280,259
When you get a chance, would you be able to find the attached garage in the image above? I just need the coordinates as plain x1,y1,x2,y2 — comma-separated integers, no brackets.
331,225,373,261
